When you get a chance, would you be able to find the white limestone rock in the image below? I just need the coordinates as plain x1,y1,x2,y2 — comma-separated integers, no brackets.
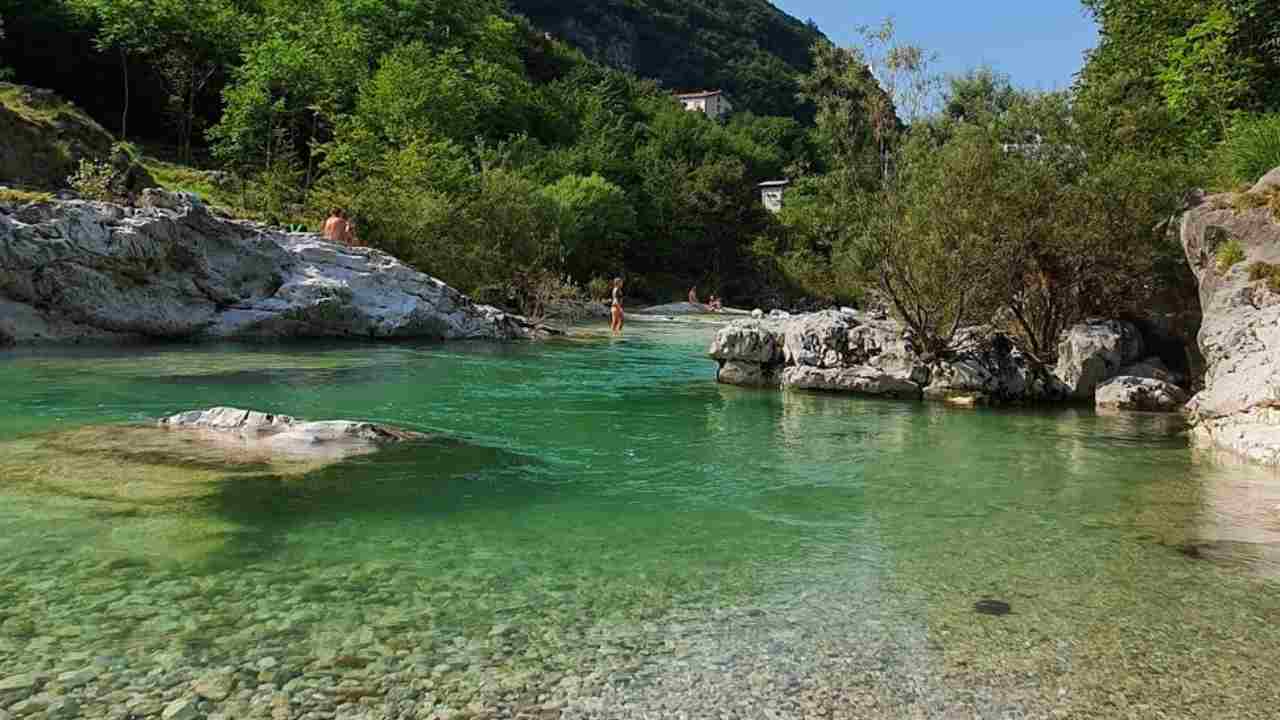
0,190,532,344
1095,376,1190,413
158,407,430,461
1180,170,1280,463
1054,319,1144,399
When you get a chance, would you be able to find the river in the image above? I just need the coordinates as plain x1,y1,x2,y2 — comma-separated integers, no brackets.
0,318,1277,718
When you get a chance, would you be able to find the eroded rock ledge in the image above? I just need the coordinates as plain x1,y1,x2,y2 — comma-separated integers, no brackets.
1180,167,1280,463
710,309,1184,409
0,190,533,344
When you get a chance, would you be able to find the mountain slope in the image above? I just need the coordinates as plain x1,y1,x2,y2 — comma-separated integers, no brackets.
508,0,825,118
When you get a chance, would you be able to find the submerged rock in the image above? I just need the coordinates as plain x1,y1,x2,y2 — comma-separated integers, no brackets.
0,190,532,344
159,407,429,461
1181,168,1280,463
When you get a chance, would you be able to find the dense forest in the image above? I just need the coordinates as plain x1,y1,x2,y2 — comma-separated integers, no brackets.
1,0,1279,349
507,0,824,119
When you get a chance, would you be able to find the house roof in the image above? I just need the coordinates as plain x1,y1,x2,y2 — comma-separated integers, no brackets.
757,180,790,188
675,90,724,100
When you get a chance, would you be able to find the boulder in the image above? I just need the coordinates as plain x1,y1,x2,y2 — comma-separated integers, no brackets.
1054,319,1144,399
159,407,430,461
709,319,784,365
780,365,923,399
782,309,923,378
1095,376,1190,413
926,335,1065,405
0,190,533,344
1180,169,1280,463
717,360,776,388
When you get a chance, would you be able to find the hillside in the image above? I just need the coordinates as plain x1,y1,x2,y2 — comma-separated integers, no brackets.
508,0,825,118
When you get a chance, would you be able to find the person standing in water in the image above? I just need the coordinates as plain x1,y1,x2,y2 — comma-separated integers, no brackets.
688,286,700,305
610,277,625,333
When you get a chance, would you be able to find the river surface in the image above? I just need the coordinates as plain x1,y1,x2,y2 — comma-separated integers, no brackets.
1,319,1278,719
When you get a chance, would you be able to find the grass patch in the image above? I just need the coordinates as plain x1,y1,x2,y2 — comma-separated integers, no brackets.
0,187,54,204
1215,239,1247,273
0,82,101,130
1248,261,1280,293
1227,186,1280,222
1220,114,1280,186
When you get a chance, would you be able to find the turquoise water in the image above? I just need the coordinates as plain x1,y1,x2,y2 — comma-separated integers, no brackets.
1,319,1279,717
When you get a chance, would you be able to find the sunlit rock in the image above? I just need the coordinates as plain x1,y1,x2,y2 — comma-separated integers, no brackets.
1054,319,1144,399
1181,167,1280,464
0,190,533,344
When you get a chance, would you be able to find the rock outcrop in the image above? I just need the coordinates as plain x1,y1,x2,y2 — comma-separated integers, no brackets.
159,407,429,461
0,190,533,344
1096,376,1190,413
1180,169,1280,463
710,309,1064,403
0,83,115,191
710,311,1180,407
1054,319,1145,399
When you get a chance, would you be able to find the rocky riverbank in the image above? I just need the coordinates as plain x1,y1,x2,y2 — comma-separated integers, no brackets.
709,310,1190,411
0,190,534,345
1180,167,1280,463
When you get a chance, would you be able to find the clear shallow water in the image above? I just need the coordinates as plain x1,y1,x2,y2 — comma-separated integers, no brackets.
1,320,1279,718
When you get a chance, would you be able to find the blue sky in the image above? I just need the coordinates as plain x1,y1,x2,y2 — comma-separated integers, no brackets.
772,1,1099,91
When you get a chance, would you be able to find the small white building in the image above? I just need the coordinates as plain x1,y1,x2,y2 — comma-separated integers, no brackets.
758,180,789,213
676,90,732,120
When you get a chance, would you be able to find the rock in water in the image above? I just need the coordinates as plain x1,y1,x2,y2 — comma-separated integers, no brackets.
1096,376,1189,413
0,190,531,344
1181,169,1280,464
1054,319,1144,399
158,407,429,461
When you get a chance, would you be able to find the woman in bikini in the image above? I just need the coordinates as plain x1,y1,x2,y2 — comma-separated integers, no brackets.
610,277,625,333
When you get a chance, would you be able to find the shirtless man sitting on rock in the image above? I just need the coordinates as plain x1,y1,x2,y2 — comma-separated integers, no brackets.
322,208,357,246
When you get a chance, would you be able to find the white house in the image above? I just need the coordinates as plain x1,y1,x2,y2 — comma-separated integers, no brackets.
758,180,789,213
676,90,732,120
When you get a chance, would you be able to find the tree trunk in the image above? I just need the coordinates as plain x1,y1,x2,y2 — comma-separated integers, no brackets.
120,48,130,141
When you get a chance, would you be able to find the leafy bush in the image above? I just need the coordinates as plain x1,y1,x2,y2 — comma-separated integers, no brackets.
1248,262,1280,293
1216,239,1246,273
1220,115,1280,186
67,158,117,201
586,276,612,302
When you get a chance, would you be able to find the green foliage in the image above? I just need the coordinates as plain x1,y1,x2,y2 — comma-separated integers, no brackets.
1248,261,1280,292
1219,115,1280,185
67,157,117,201
508,0,824,119
0,187,54,204
1216,239,1247,272
540,173,635,280
1077,0,1280,156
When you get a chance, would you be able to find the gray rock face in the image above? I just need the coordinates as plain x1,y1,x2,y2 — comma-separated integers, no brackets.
709,319,784,365
711,310,929,399
716,360,775,387
159,407,430,461
1054,320,1145,399
780,365,923,398
1096,376,1190,413
927,340,1065,405
0,190,532,344
1181,171,1280,463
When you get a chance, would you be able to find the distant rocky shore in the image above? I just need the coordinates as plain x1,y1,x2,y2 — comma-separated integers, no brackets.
708,310,1185,413
0,190,535,345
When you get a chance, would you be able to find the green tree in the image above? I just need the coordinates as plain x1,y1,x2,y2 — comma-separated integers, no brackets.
69,0,250,156
540,173,635,281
